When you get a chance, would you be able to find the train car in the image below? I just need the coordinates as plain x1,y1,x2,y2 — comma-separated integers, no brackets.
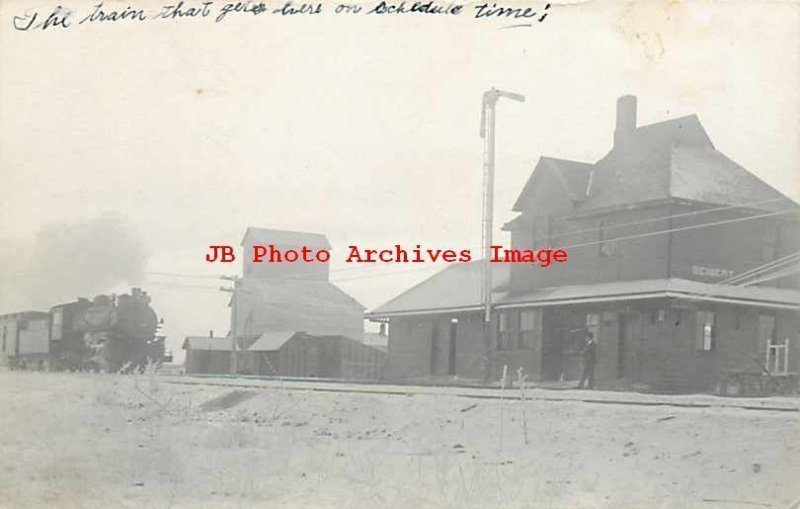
0,311,51,370
50,288,165,372
49,298,93,371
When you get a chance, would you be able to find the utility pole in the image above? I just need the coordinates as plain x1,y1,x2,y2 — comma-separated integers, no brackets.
479,87,525,324
220,275,241,374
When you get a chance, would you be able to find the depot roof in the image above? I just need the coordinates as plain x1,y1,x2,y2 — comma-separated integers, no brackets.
496,278,800,310
512,113,799,217
368,274,800,317
368,261,510,317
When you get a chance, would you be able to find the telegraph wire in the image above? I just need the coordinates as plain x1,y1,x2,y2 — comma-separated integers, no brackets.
718,251,800,285
536,195,799,244
559,209,797,251
146,271,220,280
144,195,800,284
332,208,800,283
142,207,799,288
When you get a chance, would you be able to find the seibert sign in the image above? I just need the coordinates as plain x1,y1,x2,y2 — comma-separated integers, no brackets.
692,266,735,279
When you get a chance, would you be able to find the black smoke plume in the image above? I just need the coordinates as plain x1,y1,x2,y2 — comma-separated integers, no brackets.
0,213,149,313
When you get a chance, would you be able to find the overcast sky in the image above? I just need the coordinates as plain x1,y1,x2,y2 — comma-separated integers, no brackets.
1,0,798,359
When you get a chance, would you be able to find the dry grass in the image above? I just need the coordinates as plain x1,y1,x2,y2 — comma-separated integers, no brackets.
0,371,798,509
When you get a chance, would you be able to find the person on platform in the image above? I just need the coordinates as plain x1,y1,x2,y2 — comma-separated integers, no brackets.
577,333,598,389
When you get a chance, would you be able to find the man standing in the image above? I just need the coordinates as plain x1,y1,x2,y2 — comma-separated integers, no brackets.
577,333,598,389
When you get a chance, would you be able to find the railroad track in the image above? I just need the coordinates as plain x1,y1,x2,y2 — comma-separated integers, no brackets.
161,374,800,413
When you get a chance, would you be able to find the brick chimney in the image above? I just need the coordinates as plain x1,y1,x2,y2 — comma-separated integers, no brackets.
614,95,637,147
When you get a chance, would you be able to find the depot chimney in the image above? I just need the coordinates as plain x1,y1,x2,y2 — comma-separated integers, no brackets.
614,95,637,147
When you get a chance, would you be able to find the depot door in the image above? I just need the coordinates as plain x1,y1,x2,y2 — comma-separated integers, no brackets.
430,321,454,376
618,314,633,378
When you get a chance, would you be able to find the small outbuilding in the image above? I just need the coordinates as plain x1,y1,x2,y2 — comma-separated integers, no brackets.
182,334,232,375
245,331,386,380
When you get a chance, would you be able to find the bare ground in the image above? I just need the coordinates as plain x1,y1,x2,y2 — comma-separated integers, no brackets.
0,371,798,509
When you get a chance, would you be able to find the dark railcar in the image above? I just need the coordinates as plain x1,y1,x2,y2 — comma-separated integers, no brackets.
50,288,164,371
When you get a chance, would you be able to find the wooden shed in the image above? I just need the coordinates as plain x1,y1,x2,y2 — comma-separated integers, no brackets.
245,331,386,380
182,336,232,374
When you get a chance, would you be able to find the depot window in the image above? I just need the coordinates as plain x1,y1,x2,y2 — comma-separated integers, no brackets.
762,223,781,262
518,310,537,349
598,221,616,257
758,315,776,347
586,313,601,342
696,311,715,351
497,311,518,350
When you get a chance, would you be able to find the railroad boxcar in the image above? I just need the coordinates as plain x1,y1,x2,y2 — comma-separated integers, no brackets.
0,311,51,370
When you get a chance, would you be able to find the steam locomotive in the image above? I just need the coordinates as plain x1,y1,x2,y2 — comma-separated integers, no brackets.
49,288,168,371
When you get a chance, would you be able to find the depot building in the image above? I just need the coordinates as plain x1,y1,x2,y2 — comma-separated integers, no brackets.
367,96,800,393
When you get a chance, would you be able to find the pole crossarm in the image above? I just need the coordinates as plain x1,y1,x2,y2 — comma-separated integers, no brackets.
479,87,525,326
480,88,525,139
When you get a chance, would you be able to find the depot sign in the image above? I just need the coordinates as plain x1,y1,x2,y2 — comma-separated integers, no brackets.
692,266,735,278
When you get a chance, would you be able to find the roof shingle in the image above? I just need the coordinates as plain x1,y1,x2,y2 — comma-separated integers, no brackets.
369,261,510,316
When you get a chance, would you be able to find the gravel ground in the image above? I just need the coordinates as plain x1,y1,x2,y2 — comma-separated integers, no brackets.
1,371,798,509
